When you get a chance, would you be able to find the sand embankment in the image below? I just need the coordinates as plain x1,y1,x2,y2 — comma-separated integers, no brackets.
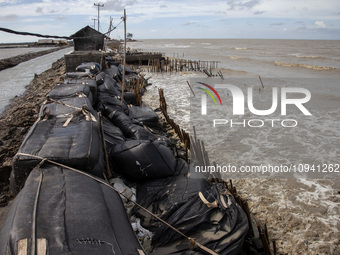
0,58,65,207
0,47,66,71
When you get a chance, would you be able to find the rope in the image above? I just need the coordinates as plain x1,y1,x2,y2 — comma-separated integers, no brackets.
0,27,103,40
43,98,97,126
16,153,219,255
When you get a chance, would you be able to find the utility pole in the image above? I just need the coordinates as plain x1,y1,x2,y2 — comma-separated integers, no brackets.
91,18,97,29
94,3,104,31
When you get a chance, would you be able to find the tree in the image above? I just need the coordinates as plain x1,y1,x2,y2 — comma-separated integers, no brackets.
127,33,133,40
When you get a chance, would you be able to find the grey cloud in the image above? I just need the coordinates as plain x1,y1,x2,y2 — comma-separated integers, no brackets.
253,10,265,15
160,4,167,8
103,0,137,11
183,21,197,26
36,7,43,14
270,22,285,26
227,0,261,10
55,16,67,20
1,14,18,21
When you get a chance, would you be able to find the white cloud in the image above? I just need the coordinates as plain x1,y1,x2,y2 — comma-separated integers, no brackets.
315,20,326,28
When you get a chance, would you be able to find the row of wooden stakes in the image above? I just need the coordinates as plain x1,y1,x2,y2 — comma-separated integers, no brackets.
147,57,219,73
158,88,190,161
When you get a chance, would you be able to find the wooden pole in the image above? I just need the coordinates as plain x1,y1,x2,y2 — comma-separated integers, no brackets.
121,9,126,106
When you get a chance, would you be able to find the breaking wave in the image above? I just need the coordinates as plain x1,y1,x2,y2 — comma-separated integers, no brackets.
274,61,336,71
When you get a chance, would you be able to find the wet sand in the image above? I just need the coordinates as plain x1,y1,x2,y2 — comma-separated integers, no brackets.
0,58,65,208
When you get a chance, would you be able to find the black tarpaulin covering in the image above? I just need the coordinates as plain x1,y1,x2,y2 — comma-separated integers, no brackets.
11,97,105,194
76,62,101,74
109,140,177,181
64,72,92,79
0,164,145,255
101,115,126,146
63,78,98,103
128,105,159,127
47,82,94,104
104,110,159,141
135,159,249,255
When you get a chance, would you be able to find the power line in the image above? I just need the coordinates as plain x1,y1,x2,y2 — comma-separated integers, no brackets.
0,27,98,40
0,27,72,40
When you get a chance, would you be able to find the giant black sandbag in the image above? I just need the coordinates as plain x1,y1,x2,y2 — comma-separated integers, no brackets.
109,140,177,182
76,62,101,74
1,164,145,255
135,159,249,255
11,97,105,194
101,115,126,146
104,65,121,81
47,82,94,105
63,78,98,103
97,94,129,115
65,72,92,79
104,110,162,141
97,77,120,96
128,105,159,127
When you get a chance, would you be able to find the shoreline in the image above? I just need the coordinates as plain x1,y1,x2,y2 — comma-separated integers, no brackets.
0,46,67,71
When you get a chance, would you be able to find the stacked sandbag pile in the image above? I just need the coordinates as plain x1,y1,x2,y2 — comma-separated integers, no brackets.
1,58,249,255
95,62,249,254
1,61,145,254
10,70,105,194
95,62,177,181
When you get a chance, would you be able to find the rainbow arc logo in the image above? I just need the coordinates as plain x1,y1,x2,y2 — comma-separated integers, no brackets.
196,82,223,106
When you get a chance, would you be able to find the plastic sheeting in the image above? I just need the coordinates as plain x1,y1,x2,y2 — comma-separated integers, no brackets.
1,164,145,255
128,105,159,127
63,78,98,103
76,62,101,74
47,82,94,104
135,159,249,255
109,140,177,181
11,97,105,194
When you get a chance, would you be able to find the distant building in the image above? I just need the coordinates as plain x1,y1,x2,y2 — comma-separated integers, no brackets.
70,26,105,51
38,39,54,45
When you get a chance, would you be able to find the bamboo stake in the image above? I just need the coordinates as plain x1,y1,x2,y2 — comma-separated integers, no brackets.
121,9,126,106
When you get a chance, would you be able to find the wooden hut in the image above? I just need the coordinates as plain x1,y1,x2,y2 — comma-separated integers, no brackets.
70,26,104,51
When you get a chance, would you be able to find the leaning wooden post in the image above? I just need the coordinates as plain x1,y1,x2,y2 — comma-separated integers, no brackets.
121,9,127,106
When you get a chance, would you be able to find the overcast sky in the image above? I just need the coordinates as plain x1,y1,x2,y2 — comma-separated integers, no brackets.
0,0,339,43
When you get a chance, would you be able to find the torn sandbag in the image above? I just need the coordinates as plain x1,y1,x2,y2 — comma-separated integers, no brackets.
1,163,145,255
47,82,94,105
108,140,177,182
128,105,159,127
76,62,101,74
135,159,249,255
11,97,105,194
